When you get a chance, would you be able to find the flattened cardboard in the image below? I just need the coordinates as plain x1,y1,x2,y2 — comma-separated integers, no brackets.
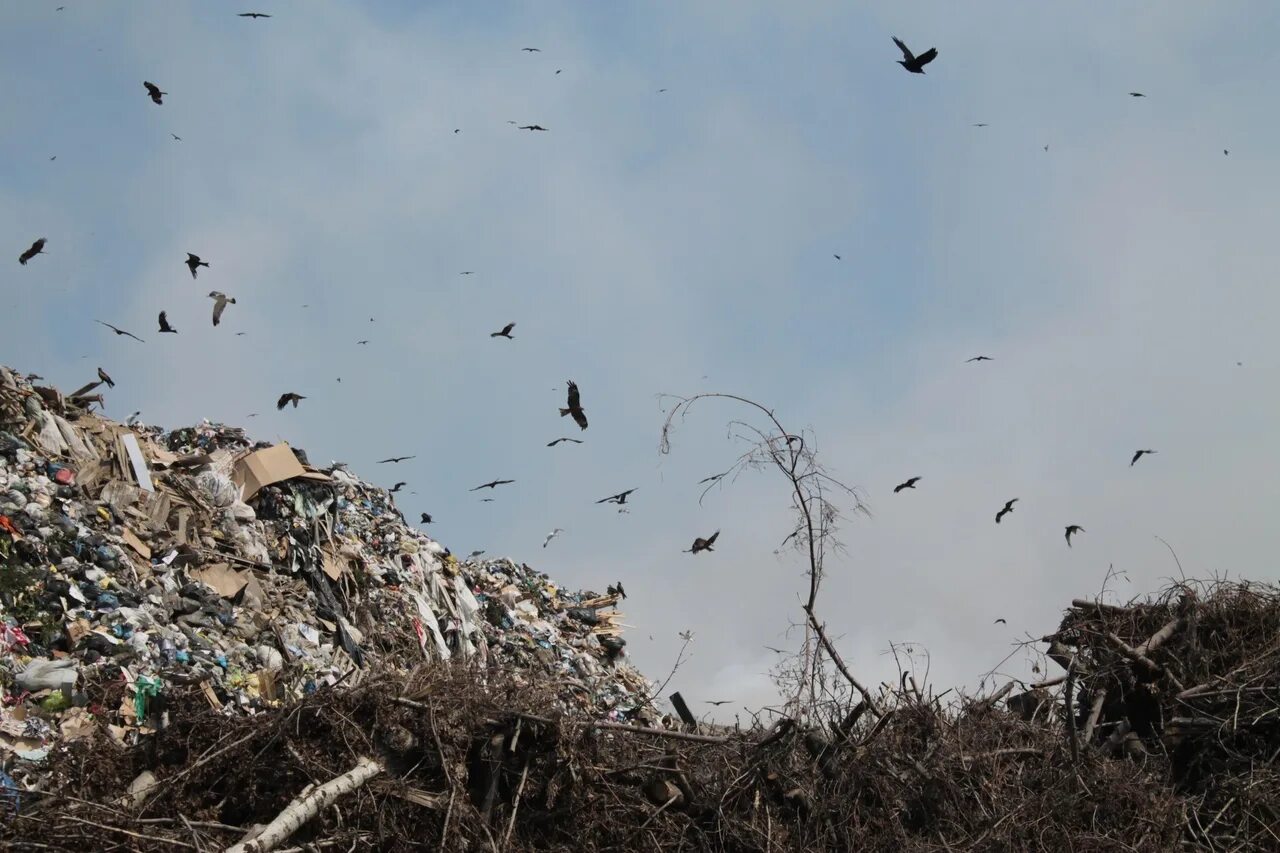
121,527,151,560
233,444,306,502
191,563,250,599
321,550,349,581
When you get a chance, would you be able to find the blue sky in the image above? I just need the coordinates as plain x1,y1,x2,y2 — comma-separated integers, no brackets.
3,1,1279,716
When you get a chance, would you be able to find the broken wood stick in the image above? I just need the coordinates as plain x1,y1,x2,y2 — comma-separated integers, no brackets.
590,721,728,744
224,756,383,853
1082,688,1107,745
1135,617,1184,657
1070,598,1139,615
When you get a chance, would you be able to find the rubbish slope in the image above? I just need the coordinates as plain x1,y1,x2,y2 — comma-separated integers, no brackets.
3,365,1279,851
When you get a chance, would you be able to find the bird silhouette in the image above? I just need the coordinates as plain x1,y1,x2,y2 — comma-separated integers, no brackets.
560,380,588,430
1129,92,1146,97
459,271,474,275
518,125,548,131
209,291,236,326
893,476,921,493
157,311,178,334
18,238,46,265
547,437,583,447
378,455,416,464
389,482,407,494
420,513,433,524
471,479,515,491
597,489,636,505
96,367,115,388
521,47,541,52
994,618,1007,625
491,322,515,339
543,528,564,548
1130,449,1156,466
238,11,271,18
95,320,145,343
973,123,989,127
480,498,495,502
687,530,720,554
143,81,166,105
706,700,732,706
276,392,305,410
469,550,486,558
186,253,209,278
892,36,938,74
833,253,841,260
995,499,1019,524
607,581,627,599
966,356,993,363
357,340,369,345
1065,525,1085,547
171,134,182,141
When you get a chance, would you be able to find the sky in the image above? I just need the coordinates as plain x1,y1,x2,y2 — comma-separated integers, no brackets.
3,1,1279,721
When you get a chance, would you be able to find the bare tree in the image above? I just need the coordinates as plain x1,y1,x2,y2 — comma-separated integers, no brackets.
659,392,880,719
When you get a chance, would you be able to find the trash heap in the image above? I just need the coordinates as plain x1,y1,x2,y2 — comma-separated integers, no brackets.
0,365,650,774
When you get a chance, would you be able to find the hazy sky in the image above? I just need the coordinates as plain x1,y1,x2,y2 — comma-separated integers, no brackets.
3,2,1278,719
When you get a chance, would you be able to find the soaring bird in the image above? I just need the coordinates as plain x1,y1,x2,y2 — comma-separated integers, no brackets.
687,530,720,554
521,47,541,52
468,550,486,558
171,133,182,141
238,11,272,18
833,253,841,260
892,36,938,74
276,392,305,410
491,322,515,339
471,479,515,491
994,618,1007,625
209,291,236,326
547,437,583,447
459,271,474,275
1065,525,1085,547
95,320,145,343
420,513,433,524
389,482,407,494
995,499,1019,524
143,81,166,104
518,125,548,131
597,489,636,505
1129,92,1146,97
356,340,369,345
560,380,588,430
1130,449,1156,467
480,498,495,502
973,123,989,127
157,311,178,333
186,253,209,278
543,528,565,548
706,700,733,706
18,238,46,265
97,367,115,388
966,356,993,363
893,476,921,493
378,455,416,464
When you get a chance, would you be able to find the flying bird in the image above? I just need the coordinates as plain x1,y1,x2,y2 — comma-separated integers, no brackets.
420,513,433,524
480,498,495,502
1129,92,1146,97
170,133,182,141
560,380,588,430
238,11,272,18
157,311,177,333
893,476,921,493
185,253,209,278
143,81,166,105
597,489,637,505
1224,149,1229,156
995,499,1019,524
356,340,369,345
469,550,486,558
209,291,236,326
892,36,938,74
1065,525,1085,547
687,530,720,554
276,392,305,410
973,123,989,127
966,356,993,363
833,254,841,260
96,367,115,388
471,479,515,491
491,322,515,339
378,455,416,464
543,528,564,548
706,700,733,706
1130,449,1156,467
95,320,145,343
18,238,46,265
547,437,583,447
459,271,474,275
389,482,407,494
521,47,541,52
518,125,548,131
994,618,1007,625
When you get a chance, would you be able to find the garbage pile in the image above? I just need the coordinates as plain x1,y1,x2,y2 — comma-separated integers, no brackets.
0,365,650,776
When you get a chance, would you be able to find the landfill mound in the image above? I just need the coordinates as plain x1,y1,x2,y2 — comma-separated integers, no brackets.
4,367,1280,851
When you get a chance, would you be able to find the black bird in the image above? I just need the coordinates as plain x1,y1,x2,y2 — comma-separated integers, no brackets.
357,340,370,345
560,380,588,430
459,271,474,275
378,455,416,464
687,530,720,554
238,11,272,18
1129,92,1146,97
19,238,46,265
1224,149,1229,156
607,581,627,599
994,618,1007,625
491,322,515,339
420,513,433,524
1065,525,1084,547
276,392,305,410
547,437,584,447
973,123,989,127
469,550,486,558
518,125,548,131
95,320,145,343
893,476,921,493
171,133,182,141
966,356,993,363
892,36,938,74
995,499,1019,524
157,311,177,333
521,47,541,52
833,254,841,260
143,81,166,104
480,498,495,502
186,253,209,278
97,367,115,388
1130,449,1156,466
209,291,236,326
706,700,732,706
389,482,407,494
471,479,515,491
597,489,636,505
